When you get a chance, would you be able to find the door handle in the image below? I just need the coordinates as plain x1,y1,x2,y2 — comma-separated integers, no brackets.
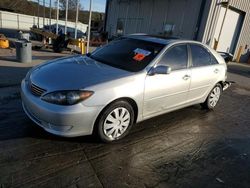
183,75,191,80
214,69,219,74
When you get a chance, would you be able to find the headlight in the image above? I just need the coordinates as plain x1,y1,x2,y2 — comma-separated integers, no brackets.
41,90,94,105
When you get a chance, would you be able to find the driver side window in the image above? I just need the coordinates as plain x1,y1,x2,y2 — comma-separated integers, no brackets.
158,45,188,71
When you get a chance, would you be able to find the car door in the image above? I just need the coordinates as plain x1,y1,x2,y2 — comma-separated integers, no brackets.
143,44,191,118
188,44,221,103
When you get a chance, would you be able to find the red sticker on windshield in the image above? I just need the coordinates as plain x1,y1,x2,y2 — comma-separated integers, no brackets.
133,53,146,61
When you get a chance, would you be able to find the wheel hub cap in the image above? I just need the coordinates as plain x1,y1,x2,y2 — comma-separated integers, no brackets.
209,86,221,107
103,107,131,140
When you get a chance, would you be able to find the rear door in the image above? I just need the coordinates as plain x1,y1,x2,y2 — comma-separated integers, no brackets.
143,44,191,117
188,44,221,103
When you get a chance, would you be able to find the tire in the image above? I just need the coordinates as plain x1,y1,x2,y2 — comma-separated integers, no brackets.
97,100,134,143
52,35,65,53
52,41,64,53
201,83,222,110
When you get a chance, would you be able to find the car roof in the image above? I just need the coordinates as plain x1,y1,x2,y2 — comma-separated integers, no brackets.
126,34,176,45
125,34,225,64
126,34,204,46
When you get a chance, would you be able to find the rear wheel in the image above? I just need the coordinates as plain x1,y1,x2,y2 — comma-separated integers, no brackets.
201,84,222,110
97,101,134,143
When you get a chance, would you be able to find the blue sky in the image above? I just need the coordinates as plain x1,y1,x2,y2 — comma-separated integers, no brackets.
81,0,107,12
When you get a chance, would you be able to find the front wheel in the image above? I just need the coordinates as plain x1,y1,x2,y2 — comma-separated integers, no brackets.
97,101,134,143
201,84,222,110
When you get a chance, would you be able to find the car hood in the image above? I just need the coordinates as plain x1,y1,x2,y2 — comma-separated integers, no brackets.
30,55,132,91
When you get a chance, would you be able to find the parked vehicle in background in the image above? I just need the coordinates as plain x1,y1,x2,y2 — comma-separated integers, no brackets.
218,52,233,63
21,34,230,142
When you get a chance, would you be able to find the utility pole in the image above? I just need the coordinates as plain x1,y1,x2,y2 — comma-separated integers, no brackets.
37,0,40,28
214,0,231,50
75,0,80,39
87,0,93,53
65,0,69,34
43,0,45,28
56,0,59,34
49,0,52,31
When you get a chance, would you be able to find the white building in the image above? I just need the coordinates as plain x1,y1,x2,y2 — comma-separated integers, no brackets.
0,10,88,34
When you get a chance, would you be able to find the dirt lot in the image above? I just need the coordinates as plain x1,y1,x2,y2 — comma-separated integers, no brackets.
0,54,250,188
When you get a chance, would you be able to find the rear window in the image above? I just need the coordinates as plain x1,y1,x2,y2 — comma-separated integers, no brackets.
90,38,164,72
190,44,218,67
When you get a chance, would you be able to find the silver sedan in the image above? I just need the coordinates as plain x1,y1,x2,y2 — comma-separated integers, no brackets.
21,35,229,142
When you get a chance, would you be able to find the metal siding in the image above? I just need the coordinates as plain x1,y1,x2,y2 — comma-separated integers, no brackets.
196,0,212,41
149,0,166,34
183,0,203,39
140,0,152,33
226,0,250,62
199,0,221,44
106,0,203,38
106,0,250,62
201,0,250,62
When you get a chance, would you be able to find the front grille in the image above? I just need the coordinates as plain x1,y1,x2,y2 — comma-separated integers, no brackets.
30,82,46,96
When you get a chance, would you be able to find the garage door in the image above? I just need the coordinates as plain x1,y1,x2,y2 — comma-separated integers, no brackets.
213,7,243,53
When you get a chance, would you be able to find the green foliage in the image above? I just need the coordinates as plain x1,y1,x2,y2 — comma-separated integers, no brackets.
0,0,105,24
59,0,80,10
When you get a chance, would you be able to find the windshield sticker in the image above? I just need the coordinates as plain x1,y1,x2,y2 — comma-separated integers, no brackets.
133,53,146,61
133,48,151,62
134,48,151,56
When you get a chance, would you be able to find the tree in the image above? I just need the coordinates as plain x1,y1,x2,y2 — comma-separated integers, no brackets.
59,0,81,11
55,0,82,21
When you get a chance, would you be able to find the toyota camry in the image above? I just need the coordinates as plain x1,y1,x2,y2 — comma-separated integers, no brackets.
21,34,230,142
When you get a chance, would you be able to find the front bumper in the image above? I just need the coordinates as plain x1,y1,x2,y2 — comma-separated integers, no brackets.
21,79,103,137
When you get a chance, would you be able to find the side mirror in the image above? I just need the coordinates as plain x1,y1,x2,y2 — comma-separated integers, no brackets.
86,52,91,57
148,65,171,76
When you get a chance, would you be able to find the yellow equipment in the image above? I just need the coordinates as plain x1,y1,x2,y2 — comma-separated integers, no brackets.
69,38,86,54
0,34,9,49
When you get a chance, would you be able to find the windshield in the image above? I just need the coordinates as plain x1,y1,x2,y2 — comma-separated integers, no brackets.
90,38,165,72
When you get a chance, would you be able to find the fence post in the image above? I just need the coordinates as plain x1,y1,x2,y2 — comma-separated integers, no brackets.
236,46,243,63
0,12,2,29
17,14,20,30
